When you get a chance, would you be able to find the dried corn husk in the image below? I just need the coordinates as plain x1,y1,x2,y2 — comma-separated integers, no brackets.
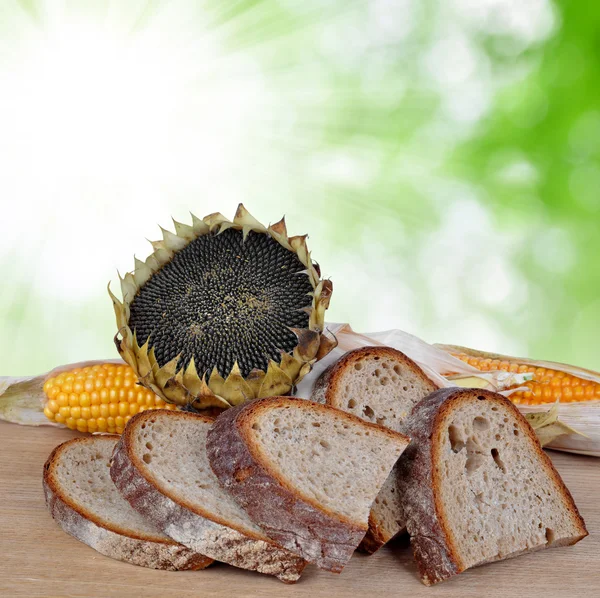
296,323,533,396
0,360,123,426
296,324,594,456
523,402,583,448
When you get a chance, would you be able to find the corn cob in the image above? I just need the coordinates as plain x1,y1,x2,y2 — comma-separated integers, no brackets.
1,360,177,431
42,363,175,434
450,353,600,405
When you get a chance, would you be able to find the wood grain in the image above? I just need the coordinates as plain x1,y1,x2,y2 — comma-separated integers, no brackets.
0,420,597,597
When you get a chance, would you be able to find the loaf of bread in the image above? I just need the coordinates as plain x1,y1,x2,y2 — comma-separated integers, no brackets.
43,435,212,570
110,409,307,583
397,388,588,585
311,346,436,553
206,396,410,572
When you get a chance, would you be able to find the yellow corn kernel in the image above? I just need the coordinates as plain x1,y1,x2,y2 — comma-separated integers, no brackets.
79,392,91,408
43,363,176,433
454,353,600,406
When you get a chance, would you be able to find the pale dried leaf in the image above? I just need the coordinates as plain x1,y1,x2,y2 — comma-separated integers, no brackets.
525,402,584,447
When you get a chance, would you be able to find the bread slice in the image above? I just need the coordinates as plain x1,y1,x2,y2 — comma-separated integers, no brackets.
311,346,437,553
110,409,307,583
397,387,588,585
43,436,211,570
206,396,410,573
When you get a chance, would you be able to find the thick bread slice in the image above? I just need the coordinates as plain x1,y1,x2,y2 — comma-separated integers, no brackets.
312,346,436,424
206,396,410,573
110,410,306,583
43,436,211,570
398,388,588,585
311,346,436,553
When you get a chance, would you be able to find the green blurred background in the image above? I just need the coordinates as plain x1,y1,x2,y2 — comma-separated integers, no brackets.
1,0,598,375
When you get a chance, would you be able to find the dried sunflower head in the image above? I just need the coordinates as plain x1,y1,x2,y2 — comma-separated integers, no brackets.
109,205,334,410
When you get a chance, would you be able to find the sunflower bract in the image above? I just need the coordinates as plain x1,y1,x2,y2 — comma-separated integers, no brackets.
110,205,334,409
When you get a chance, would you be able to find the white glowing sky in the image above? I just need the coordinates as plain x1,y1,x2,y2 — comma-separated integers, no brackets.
1,0,583,375
0,7,272,302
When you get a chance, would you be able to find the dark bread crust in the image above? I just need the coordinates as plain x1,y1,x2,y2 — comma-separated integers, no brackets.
312,346,436,554
358,512,394,554
43,436,211,571
207,396,409,572
398,388,589,586
396,389,461,585
310,363,333,404
110,409,306,583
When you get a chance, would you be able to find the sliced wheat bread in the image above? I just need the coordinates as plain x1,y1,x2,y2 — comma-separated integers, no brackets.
398,387,588,585
311,346,437,553
43,436,211,570
206,396,410,573
110,409,306,583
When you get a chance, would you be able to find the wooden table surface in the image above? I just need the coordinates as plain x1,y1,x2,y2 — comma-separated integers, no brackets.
0,420,598,597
